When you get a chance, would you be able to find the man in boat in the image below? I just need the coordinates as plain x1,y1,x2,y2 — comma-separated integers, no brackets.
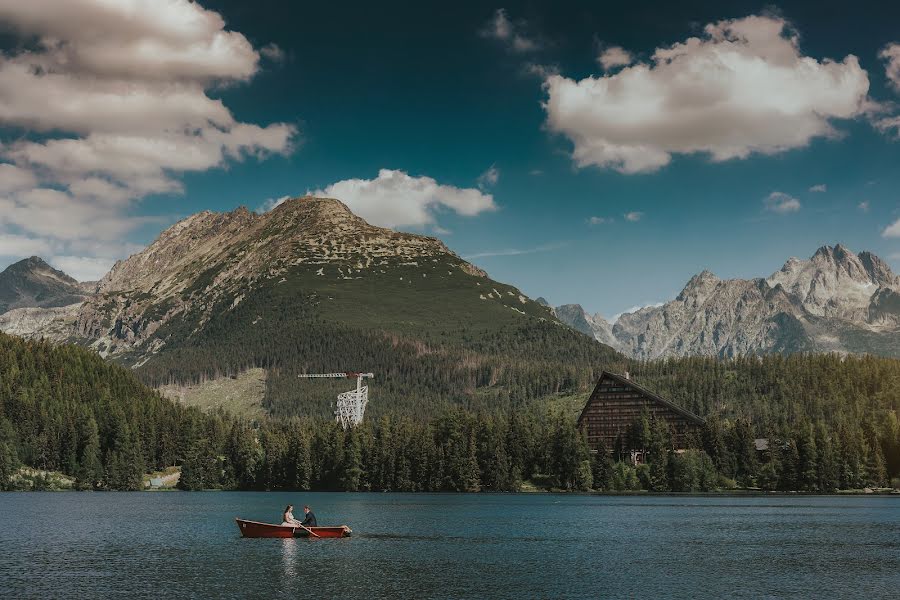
300,505,317,527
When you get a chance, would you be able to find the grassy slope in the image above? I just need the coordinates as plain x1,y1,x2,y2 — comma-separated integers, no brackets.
133,257,623,419
157,368,267,420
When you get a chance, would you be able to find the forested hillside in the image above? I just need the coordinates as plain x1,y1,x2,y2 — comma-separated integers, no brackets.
135,278,625,418
2,332,897,493
629,354,900,431
0,332,605,493
0,332,215,490
58,198,625,418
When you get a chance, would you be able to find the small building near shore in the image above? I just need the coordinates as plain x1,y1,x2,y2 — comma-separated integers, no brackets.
577,371,704,459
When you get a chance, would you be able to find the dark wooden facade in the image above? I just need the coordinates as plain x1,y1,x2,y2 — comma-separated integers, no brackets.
577,371,704,453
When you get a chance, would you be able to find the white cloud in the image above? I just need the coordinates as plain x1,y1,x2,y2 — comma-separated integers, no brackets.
477,164,500,188
809,183,827,192
260,43,286,63
0,234,53,258
764,191,801,213
0,164,37,193
881,43,900,93
524,63,559,79
481,9,538,53
858,200,870,212
587,216,612,225
49,255,115,281
0,0,296,268
623,211,644,222
310,169,496,228
597,46,633,70
875,115,900,137
256,195,292,213
543,15,871,174
883,218,900,238
464,242,565,260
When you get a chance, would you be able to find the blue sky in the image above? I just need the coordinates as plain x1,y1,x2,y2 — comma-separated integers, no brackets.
1,1,900,317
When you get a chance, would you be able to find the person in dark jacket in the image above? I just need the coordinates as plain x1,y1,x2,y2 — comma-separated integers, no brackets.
300,505,317,527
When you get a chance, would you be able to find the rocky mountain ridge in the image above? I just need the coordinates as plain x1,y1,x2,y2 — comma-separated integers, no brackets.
73,196,506,359
552,304,618,348
0,256,92,315
555,244,900,358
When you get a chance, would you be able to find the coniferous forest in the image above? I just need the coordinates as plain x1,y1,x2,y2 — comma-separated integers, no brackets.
1,332,898,492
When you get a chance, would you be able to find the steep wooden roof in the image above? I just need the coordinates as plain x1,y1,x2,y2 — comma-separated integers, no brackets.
578,371,705,426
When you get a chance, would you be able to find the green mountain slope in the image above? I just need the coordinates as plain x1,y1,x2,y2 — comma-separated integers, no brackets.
73,198,623,417
0,331,215,490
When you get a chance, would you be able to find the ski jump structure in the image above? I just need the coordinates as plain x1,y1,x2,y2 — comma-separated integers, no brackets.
297,372,374,429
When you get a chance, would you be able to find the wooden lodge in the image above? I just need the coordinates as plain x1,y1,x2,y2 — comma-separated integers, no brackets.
577,371,704,460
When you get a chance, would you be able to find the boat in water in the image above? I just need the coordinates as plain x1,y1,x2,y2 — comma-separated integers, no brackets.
235,518,352,538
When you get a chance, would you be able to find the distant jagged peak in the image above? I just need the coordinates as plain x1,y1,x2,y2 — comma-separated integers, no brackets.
14,255,51,270
778,256,803,274
0,255,88,314
769,243,896,291
812,243,847,259
677,269,720,300
553,302,618,348
2,256,79,286
858,251,899,287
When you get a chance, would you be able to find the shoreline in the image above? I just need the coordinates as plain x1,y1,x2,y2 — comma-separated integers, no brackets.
3,488,898,496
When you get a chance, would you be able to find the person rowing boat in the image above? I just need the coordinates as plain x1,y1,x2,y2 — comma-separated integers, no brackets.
300,505,317,527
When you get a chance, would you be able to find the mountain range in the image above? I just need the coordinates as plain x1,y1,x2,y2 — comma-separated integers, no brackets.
0,197,618,417
2,199,899,418
554,244,900,358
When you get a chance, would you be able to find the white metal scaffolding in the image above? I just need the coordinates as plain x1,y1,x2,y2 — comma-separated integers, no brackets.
297,372,374,429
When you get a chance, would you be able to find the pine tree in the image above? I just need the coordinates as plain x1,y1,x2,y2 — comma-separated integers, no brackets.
75,415,102,491
730,419,758,487
795,422,819,491
591,438,613,491
341,429,363,491
647,418,672,492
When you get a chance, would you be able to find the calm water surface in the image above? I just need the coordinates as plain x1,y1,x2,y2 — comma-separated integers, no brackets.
1,493,898,599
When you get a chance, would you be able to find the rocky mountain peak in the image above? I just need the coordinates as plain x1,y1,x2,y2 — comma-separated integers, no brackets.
858,251,899,287
72,196,502,356
266,196,367,236
553,303,619,349
5,256,74,282
765,244,893,320
0,256,88,314
677,269,720,303
565,243,900,360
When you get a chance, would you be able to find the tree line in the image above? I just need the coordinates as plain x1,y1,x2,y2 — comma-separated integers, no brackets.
1,332,898,492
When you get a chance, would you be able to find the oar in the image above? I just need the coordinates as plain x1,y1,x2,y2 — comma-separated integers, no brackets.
295,522,320,538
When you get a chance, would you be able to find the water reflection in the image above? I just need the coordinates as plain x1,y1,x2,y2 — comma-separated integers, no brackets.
281,537,298,578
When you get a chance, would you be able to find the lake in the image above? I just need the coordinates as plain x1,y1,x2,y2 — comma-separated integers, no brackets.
1,493,898,599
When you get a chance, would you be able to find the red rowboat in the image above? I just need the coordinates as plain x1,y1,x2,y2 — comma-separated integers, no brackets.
235,518,352,538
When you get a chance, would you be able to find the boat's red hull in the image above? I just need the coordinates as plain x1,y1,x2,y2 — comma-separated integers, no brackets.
235,518,351,538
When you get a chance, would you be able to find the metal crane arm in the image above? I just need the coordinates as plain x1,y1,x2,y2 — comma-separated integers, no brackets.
297,372,374,379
